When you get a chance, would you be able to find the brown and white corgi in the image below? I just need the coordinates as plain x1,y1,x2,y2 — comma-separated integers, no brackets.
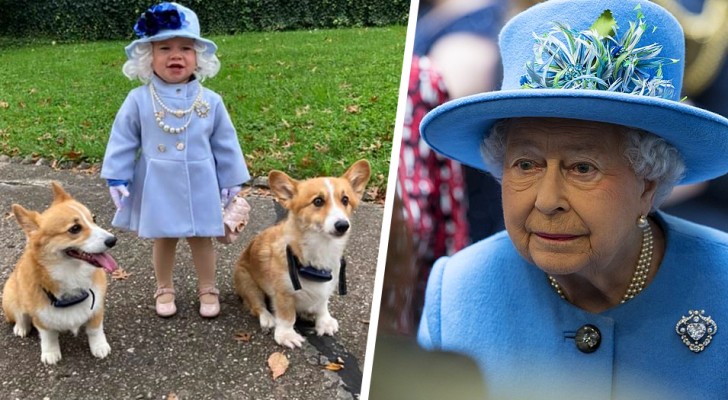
233,159,371,348
2,182,118,364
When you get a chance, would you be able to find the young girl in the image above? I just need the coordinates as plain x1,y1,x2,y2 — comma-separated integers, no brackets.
101,2,250,318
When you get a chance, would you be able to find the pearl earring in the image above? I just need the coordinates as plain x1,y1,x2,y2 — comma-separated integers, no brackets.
637,215,649,228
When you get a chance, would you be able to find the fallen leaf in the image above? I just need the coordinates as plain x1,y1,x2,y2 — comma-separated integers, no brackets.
366,186,380,199
345,104,360,114
0,101,8,109
3,212,14,220
325,362,344,371
234,331,252,343
64,149,83,160
111,268,130,280
268,352,289,380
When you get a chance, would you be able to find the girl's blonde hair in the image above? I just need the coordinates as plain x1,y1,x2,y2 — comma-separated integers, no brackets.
122,40,220,83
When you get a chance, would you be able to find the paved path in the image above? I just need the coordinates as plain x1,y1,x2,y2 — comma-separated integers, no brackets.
0,161,383,400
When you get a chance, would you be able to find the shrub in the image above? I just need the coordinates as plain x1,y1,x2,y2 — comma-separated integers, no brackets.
0,0,409,41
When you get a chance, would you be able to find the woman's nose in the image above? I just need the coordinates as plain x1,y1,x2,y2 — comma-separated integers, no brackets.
534,165,569,215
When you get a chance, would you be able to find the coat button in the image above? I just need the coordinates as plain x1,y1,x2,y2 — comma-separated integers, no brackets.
575,324,601,353
157,144,166,153
176,142,185,151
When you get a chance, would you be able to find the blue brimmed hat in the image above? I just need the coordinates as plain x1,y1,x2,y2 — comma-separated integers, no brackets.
420,0,728,185
125,2,217,58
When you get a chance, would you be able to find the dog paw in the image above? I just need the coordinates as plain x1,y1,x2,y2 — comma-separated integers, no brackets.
41,351,62,365
315,316,339,336
90,342,111,359
259,311,276,331
13,324,30,338
275,329,305,349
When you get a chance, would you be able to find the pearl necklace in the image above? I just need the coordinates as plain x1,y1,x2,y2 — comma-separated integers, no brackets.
548,217,654,304
149,84,210,134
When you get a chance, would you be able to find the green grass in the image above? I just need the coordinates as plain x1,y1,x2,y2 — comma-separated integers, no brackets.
0,27,407,196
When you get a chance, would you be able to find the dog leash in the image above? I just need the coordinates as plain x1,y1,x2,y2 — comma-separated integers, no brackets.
44,288,95,309
286,245,347,295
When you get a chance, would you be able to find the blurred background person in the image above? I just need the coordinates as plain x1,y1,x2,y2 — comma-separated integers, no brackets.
370,194,487,399
399,0,511,327
655,0,728,231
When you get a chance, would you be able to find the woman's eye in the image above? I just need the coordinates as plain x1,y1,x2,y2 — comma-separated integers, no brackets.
573,163,594,174
517,160,535,170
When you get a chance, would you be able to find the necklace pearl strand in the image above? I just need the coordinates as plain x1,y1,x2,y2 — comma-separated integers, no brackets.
548,216,654,304
149,83,210,134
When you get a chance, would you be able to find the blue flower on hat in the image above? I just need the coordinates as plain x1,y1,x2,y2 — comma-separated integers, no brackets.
520,7,679,99
133,3,187,38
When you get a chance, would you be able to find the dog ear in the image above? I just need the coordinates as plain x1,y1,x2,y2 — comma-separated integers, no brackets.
50,181,72,204
12,204,41,235
342,159,371,199
268,170,297,206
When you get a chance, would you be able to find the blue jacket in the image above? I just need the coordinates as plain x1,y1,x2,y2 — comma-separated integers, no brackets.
101,76,249,238
419,212,728,399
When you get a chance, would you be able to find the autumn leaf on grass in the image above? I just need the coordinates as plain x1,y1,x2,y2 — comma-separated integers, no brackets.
0,101,9,109
268,352,289,380
234,331,252,343
111,268,131,281
345,105,360,114
64,149,83,161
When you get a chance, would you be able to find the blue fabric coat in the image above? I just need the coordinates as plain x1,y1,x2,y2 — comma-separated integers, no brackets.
418,212,728,399
101,76,250,238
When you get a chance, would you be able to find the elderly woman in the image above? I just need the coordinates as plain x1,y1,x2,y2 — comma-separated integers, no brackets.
416,0,728,398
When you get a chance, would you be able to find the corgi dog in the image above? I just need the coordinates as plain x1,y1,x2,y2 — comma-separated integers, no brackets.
2,182,118,365
233,159,371,348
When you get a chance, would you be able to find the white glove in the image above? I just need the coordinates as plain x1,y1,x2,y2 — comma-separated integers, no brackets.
109,185,130,210
221,185,242,207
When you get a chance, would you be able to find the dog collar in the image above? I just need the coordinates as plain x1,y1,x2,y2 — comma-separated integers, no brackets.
44,289,95,309
286,245,347,295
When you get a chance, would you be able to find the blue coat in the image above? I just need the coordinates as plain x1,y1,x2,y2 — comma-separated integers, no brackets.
101,76,250,238
418,212,728,399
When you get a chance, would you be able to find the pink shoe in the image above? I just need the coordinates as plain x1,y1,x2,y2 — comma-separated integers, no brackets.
198,287,220,318
154,287,177,317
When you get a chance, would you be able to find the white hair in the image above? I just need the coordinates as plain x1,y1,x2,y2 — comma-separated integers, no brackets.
481,119,685,208
122,41,220,83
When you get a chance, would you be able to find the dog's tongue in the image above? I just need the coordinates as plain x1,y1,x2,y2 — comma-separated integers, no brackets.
91,252,118,273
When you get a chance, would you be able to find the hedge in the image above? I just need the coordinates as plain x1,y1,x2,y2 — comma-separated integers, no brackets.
0,0,410,41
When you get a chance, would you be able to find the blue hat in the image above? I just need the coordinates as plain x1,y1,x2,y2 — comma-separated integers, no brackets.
125,2,217,58
420,0,728,184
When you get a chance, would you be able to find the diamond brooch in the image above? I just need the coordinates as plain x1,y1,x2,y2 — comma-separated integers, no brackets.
675,310,717,353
